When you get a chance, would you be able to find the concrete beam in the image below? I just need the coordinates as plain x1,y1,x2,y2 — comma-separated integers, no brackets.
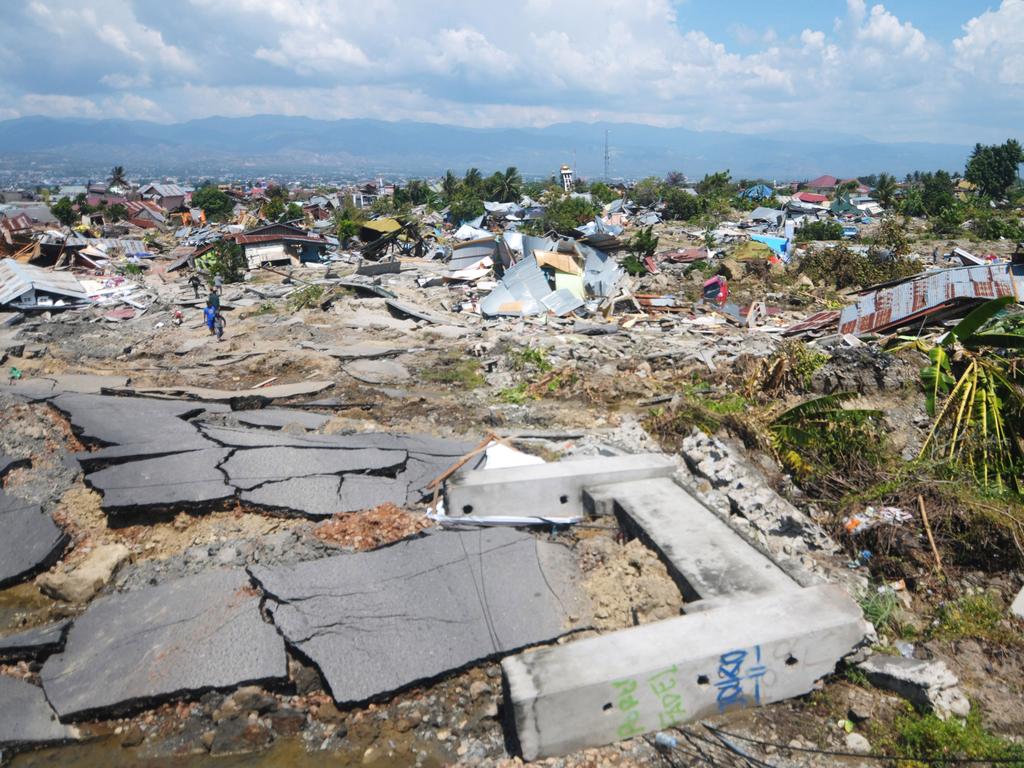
503,584,867,760
445,454,676,520
597,477,798,602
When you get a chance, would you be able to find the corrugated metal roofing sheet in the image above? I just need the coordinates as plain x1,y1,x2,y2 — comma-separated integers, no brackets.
838,264,1024,335
0,258,90,306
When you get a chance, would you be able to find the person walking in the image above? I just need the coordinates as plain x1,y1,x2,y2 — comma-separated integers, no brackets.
188,273,202,299
203,304,217,335
213,311,226,342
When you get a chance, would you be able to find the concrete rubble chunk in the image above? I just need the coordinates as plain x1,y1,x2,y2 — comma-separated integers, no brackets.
250,528,589,704
86,447,233,512
0,490,69,588
0,619,71,662
503,584,868,760
445,454,677,521
0,676,78,749
857,655,971,720
36,543,130,603
222,446,406,491
598,477,799,603
41,568,288,721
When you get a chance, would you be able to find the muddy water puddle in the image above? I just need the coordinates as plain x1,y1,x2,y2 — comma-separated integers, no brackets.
0,583,58,633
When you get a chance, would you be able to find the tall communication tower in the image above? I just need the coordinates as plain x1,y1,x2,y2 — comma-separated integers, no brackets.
603,129,610,180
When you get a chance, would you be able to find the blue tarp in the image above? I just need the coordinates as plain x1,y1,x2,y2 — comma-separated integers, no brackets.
750,234,788,258
741,184,774,200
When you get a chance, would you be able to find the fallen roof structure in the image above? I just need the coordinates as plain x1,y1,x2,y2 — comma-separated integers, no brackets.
838,262,1024,336
0,258,91,311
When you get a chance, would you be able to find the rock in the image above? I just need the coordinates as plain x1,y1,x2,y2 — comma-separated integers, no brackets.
267,707,306,736
469,680,491,699
209,716,274,757
289,658,323,695
37,543,130,603
120,725,145,747
0,491,69,588
343,359,411,384
314,700,346,725
0,618,71,662
858,655,971,720
0,676,78,749
250,528,589,704
227,685,277,715
41,569,288,721
1011,586,1024,620
845,732,871,754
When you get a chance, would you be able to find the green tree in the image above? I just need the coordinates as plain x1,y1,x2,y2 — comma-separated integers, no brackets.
588,182,619,205
490,166,522,203
921,171,955,216
663,187,702,221
965,139,1024,200
262,197,285,221
108,165,127,190
874,173,897,208
696,170,732,198
875,213,909,257
191,186,235,221
900,187,926,217
198,240,247,283
106,203,128,222
441,170,460,201
50,196,77,227
463,168,483,193
931,206,963,236
449,192,485,224
281,202,304,222
664,170,686,187
630,176,664,207
533,193,599,235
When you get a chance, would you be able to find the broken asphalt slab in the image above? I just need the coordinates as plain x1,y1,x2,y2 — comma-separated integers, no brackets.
0,452,29,479
342,359,411,384
0,490,69,588
106,380,334,402
250,527,589,704
221,446,406,491
232,408,331,431
85,447,234,512
40,568,287,721
0,619,71,662
0,676,78,750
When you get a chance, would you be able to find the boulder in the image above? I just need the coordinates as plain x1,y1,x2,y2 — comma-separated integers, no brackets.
37,543,131,603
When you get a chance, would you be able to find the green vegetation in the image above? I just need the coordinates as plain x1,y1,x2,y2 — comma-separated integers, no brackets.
421,356,485,388
965,139,1024,200
932,591,1016,644
49,196,76,226
858,587,903,637
587,181,619,205
874,213,910,257
526,193,599,235
756,340,829,394
799,244,920,290
108,165,127,189
448,192,485,225
663,186,703,220
768,392,890,501
191,185,235,221
878,706,1024,767
507,346,552,373
898,297,1024,494
630,176,664,207
288,284,325,311
196,240,246,283
497,383,533,405
795,220,844,242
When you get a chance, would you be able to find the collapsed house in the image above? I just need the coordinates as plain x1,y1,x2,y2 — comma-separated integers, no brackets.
0,258,91,311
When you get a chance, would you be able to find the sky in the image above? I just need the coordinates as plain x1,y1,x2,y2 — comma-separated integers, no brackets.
0,0,1021,144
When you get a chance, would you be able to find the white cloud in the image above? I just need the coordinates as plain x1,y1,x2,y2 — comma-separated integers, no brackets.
954,0,1024,86
0,0,1020,144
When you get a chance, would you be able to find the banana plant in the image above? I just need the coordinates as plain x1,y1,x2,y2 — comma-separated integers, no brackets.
895,296,1024,493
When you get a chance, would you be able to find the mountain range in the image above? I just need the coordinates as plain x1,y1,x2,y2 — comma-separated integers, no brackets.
0,115,974,180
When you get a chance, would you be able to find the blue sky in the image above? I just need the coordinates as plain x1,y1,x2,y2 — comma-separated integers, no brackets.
0,0,1021,145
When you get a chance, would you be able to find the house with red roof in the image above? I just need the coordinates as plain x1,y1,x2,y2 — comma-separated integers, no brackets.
795,191,829,204
805,175,838,194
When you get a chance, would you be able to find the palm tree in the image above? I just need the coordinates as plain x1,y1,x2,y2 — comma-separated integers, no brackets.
874,173,897,209
496,166,522,203
463,167,482,192
108,166,127,190
441,170,459,201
